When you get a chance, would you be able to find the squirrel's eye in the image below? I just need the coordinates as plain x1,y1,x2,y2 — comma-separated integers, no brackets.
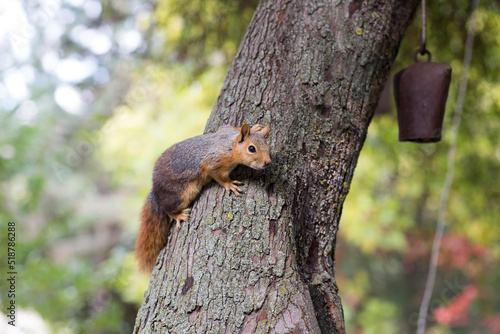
248,145,256,153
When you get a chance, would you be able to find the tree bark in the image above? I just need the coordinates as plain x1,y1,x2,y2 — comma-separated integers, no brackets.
134,0,419,333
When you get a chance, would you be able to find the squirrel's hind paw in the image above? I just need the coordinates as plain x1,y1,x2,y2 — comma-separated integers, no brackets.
172,209,191,228
178,208,191,222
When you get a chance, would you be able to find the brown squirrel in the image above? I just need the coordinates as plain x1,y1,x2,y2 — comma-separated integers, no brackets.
135,123,271,273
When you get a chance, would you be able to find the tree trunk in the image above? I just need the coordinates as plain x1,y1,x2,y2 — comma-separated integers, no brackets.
134,0,419,333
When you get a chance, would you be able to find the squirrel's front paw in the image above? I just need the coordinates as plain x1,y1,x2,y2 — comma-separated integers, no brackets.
251,124,264,132
224,180,243,196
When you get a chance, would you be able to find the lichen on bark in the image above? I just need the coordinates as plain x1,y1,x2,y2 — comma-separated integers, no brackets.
134,0,419,333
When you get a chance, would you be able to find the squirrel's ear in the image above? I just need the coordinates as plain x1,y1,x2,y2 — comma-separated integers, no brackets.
257,125,270,137
237,123,251,143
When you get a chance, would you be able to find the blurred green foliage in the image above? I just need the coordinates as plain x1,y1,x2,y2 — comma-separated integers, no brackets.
152,0,258,66
339,0,500,332
0,0,499,333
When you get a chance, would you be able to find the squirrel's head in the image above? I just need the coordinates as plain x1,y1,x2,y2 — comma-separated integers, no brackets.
234,123,271,170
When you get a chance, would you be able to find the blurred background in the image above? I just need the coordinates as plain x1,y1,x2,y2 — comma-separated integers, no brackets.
0,0,498,333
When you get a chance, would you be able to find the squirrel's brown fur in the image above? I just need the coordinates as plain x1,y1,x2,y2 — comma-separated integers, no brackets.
135,124,271,273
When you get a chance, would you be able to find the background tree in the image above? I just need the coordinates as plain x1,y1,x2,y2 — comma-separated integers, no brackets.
134,0,419,332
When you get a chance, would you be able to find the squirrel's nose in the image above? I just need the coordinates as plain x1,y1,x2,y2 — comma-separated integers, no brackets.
264,159,271,168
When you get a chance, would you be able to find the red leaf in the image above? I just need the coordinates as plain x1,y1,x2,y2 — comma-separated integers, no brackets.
433,285,478,327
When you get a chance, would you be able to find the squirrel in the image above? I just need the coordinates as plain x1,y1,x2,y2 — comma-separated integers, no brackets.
135,123,271,273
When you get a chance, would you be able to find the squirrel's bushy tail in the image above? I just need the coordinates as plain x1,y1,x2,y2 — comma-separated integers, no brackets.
135,191,171,273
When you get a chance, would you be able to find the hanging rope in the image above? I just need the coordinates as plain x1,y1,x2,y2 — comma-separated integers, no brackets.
416,0,480,333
